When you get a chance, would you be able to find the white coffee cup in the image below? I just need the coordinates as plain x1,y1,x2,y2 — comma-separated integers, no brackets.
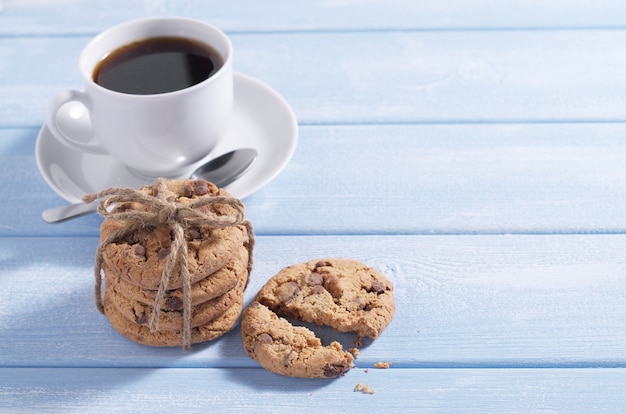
47,17,233,177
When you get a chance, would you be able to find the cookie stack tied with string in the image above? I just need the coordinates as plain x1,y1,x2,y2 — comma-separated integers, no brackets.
85,178,254,350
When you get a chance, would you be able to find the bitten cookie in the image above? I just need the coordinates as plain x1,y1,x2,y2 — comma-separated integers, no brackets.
241,302,354,378
255,258,394,339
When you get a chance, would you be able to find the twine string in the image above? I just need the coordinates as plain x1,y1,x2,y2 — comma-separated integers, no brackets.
84,178,254,349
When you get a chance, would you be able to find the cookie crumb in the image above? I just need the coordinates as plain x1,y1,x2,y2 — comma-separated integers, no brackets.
363,385,375,394
354,382,375,395
348,348,360,357
364,368,369,373
373,361,392,369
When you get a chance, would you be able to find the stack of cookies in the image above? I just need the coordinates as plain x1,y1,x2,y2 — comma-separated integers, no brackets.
90,178,253,348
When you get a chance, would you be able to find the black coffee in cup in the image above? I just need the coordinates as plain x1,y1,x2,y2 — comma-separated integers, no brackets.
93,36,223,95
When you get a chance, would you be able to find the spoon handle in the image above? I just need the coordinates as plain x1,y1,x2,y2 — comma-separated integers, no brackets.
41,148,258,224
41,200,98,223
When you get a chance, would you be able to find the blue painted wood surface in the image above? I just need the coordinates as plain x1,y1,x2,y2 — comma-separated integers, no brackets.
0,1,625,412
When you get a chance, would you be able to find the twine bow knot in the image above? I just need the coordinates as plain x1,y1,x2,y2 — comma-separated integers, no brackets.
158,203,179,223
84,178,254,349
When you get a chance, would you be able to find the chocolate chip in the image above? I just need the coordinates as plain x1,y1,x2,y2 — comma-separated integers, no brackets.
257,333,274,345
187,226,202,240
323,274,343,299
311,285,326,295
158,248,170,260
134,310,148,325
194,180,211,195
133,244,146,257
165,296,183,311
323,363,349,378
128,225,155,244
352,296,366,309
307,272,323,286
369,279,387,294
182,184,193,198
315,260,332,268
166,196,176,203
276,282,301,305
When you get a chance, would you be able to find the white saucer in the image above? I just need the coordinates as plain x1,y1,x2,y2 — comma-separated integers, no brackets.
36,72,298,203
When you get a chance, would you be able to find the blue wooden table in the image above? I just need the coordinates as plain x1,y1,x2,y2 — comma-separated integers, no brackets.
1,1,625,412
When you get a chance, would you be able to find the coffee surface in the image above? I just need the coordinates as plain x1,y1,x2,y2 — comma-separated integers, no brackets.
93,36,222,95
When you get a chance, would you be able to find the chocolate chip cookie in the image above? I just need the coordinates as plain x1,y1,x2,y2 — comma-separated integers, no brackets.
106,268,246,331
241,301,354,378
101,222,248,290
104,243,249,309
255,258,395,339
99,179,250,290
103,288,244,347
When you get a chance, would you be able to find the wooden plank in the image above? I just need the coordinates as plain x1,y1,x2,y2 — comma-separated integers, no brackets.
7,122,626,237
1,367,624,412
246,122,626,235
3,0,626,35
233,30,626,124
1,235,624,368
4,30,626,128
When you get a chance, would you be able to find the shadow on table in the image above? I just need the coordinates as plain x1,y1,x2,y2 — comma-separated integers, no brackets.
0,236,221,369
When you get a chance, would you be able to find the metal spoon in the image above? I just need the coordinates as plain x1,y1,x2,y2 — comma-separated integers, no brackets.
42,148,258,223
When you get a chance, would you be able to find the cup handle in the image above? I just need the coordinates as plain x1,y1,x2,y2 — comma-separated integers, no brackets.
46,90,107,154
